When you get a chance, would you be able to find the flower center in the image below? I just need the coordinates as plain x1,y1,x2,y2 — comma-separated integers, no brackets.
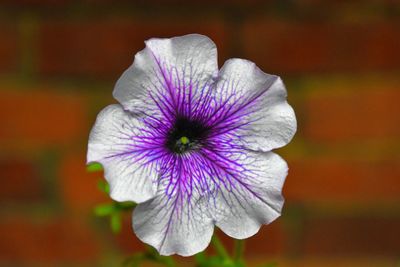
179,136,189,145
166,117,209,154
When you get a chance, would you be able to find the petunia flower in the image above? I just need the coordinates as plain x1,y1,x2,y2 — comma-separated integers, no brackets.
87,34,296,256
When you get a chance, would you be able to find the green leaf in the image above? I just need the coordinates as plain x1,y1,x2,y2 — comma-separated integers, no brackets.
93,203,114,216
97,180,110,194
87,162,103,172
110,212,122,234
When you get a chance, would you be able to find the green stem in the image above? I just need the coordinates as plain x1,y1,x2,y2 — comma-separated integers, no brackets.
211,234,230,260
233,239,245,262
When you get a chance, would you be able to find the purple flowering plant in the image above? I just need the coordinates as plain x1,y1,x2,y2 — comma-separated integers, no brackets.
87,34,296,266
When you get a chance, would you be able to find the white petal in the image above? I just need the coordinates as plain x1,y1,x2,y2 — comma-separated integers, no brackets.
211,151,288,239
212,59,297,152
113,34,218,114
87,104,158,203
133,183,214,256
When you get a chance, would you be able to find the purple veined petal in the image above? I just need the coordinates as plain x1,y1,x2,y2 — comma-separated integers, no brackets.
88,34,296,257
87,104,165,203
207,59,297,152
201,149,288,239
132,153,214,256
113,34,218,120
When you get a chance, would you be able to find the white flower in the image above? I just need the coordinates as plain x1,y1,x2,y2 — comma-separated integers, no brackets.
87,34,296,256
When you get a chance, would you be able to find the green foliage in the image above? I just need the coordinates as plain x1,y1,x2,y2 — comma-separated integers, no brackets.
124,246,176,267
97,180,110,194
115,200,136,210
93,179,136,234
195,234,244,267
94,203,114,216
93,200,136,233
194,254,244,267
87,162,103,172
110,212,122,234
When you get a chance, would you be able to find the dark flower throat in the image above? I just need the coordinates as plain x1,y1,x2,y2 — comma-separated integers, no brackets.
166,117,209,154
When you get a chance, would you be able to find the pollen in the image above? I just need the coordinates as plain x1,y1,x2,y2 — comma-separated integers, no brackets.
180,136,189,145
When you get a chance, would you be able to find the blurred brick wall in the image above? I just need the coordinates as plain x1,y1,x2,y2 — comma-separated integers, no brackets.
1,1,400,266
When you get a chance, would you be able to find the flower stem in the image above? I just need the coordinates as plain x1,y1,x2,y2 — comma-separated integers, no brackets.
211,234,230,260
233,239,245,263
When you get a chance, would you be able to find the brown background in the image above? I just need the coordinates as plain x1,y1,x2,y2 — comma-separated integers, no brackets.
1,1,400,266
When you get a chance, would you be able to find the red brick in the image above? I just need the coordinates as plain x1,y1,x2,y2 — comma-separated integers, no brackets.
0,87,87,148
243,21,400,74
285,158,400,203
251,224,285,256
0,24,18,73
114,214,146,254
303,87,400,142
59,152,108,212
38,19,228,78
303,217,400,256
0,0,70,5
231,221,285,256
251,257,397,267
0,157,44,203
0,217,101,264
